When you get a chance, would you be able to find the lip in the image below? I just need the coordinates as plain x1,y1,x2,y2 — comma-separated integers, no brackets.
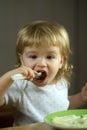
34,69,47,75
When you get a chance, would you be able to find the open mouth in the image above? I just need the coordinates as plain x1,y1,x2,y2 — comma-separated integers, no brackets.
35,71,47,80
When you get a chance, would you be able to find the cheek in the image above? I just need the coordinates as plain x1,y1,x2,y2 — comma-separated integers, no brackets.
50,64,59,75
53,60,62,69
51,60,62,74
23,59,36,69
21,58,30,67
56,58,63,69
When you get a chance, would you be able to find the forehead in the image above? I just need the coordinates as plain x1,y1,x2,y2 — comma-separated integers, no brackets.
23,46,61,54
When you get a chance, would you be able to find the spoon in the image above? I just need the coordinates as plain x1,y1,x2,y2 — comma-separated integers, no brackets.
11,72,42,80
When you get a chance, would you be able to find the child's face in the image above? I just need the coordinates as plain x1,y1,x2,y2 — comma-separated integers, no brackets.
20,45,63,86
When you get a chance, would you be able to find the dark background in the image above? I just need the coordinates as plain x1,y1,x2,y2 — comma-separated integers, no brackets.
0,0,87,95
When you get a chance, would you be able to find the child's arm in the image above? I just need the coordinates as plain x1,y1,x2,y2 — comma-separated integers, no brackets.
0,71,14,106
69,83,87,109
0,66,35,106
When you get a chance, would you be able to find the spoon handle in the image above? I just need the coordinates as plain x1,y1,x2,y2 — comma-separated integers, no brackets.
11,72,42,80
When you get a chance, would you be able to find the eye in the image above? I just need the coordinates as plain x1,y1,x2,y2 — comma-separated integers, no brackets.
47,55,54,59
29,55,37,59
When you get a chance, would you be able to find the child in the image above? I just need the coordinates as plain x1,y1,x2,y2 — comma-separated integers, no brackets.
0,20,87,126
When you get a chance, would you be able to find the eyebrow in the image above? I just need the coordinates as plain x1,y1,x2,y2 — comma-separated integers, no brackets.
47,51,57,54
25,50,38,54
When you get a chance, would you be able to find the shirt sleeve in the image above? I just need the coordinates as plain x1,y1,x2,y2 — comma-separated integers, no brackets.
4,80,25,106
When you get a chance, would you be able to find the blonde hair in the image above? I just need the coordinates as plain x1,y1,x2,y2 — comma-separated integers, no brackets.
16,20,73,83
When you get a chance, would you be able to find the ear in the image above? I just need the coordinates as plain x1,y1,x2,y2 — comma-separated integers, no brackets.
18,53,24,65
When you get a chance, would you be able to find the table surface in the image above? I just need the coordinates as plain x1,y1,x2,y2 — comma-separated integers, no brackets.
0,123,59,130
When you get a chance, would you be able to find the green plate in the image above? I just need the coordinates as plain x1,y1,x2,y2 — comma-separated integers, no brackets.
44,109,87,129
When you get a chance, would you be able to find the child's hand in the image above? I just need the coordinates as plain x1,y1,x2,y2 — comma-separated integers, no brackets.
81,83,87,103
11,66,36,81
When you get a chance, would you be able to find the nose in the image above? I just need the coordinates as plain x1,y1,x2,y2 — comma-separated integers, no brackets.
36,57,47,68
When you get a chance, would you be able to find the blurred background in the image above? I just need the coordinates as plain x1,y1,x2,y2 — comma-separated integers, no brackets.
0,0,87,95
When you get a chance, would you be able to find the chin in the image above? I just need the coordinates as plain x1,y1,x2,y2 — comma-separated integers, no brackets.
33,80,47,87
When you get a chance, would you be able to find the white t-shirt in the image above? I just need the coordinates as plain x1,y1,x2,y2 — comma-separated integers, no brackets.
5,78,69,126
